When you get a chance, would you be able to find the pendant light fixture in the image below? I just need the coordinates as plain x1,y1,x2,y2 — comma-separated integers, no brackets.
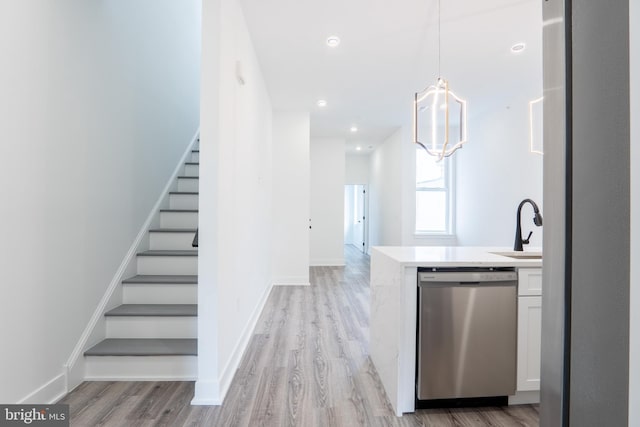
413,0,468,160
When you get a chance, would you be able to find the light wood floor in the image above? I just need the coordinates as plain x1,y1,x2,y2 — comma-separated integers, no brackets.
60,245,539,426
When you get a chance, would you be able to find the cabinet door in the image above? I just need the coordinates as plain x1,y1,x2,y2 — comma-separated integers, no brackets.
518,268,542,296
517,296,542,391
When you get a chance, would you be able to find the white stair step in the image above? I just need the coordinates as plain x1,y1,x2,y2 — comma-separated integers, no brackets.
84,355,197,380
84,338,197,380
149,229,198,250
122,284,197,304
122,275,197,304
106,316,197,338
190,151,199,163
169,192,199,210
159,210,198,229
184,163,199,177
84,356,198,381
177,176,199,192
136,250,198,275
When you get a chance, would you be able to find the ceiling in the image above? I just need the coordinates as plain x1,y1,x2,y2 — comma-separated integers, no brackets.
239,0,542,154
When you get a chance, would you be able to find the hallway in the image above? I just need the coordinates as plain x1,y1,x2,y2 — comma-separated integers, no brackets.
59,245,539,426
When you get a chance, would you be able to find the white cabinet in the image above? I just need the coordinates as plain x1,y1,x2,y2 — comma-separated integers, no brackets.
518,267,542,296
517,268,542,392
517,295,542,391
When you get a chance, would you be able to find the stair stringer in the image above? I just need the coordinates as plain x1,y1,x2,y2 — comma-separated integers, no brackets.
64,129,200,393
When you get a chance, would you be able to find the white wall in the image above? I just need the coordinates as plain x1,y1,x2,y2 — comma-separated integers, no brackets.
0,0,200,403
196,0,274,404
345,153,370,184
455,101,544,247
310,138,345,265
271,112,310,284
369,126,459,249
368,128,404,248
630,0,639,423
368,101,543,250
195,0,221,405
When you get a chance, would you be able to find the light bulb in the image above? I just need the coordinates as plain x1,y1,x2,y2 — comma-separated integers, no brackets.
326,36,341,47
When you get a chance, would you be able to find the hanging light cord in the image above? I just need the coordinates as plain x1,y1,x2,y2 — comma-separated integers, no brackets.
437,0,441,78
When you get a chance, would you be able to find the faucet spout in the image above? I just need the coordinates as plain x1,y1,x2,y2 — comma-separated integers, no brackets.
514,198,543,251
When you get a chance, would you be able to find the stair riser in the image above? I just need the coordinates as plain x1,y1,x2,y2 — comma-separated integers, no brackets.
84,355,197,380
106,317,197,339
159,211,198,229
123,284,197,304
169,194,198,210
177,178,199,192
184,164,199,177
149,232,197,250
191,152,200,163
137,256,198,275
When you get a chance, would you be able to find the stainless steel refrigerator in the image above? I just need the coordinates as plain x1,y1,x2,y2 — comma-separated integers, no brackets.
541,1,630,426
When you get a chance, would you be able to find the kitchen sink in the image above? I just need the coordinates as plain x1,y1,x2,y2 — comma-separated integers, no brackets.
491,251,543,260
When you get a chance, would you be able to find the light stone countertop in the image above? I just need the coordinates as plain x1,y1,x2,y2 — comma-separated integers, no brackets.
371,246,542,268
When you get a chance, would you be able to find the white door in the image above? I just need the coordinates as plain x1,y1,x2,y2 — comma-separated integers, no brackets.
344,185,367,253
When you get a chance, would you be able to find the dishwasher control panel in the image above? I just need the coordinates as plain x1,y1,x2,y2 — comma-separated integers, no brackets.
418,270,517,283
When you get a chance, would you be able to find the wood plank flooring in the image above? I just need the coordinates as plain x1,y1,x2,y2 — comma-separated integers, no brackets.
60,245,539,426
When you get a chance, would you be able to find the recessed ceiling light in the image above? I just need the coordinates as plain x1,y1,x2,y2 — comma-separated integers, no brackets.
317,99,327,107
350,126,358,132
356,146,362,151
511,42,526,53
326,36,341,47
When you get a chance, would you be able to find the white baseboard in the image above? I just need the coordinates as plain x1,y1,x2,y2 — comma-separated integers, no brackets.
64,129,200,385
272,276,310,286
310,258,345,267
66,357,85,394
191,380,221,405
18,373,67,404
217,282,274,403
508,390,540,405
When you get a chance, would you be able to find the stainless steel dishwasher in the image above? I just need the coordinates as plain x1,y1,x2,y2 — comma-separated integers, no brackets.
417,269,517,401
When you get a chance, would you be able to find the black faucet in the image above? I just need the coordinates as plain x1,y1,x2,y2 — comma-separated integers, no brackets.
514,199,543,251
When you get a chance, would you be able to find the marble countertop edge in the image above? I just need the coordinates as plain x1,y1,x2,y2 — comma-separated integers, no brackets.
371,246,543,268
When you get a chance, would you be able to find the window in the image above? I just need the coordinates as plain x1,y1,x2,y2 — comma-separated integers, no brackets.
415,148,453,234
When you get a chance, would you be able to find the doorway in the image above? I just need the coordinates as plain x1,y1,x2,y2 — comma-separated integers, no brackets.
344,185,368,254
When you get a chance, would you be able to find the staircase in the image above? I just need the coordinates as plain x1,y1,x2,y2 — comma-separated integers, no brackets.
84,148,200,380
